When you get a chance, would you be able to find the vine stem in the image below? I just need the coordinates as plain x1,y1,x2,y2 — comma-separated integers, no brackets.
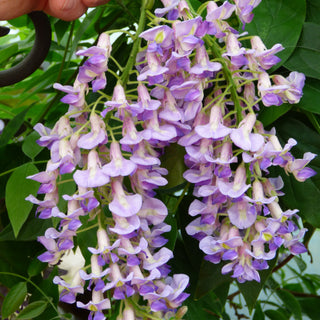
120,0,146,89
204,36,243,124
0,271,63,318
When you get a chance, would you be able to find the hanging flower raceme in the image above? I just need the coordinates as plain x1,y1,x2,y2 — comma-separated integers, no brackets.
25,0,316,319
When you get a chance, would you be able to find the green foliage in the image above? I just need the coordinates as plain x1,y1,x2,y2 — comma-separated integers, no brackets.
274,116,320,227
1,281,27,318
246,0,306,69
5,163,39,237
16,300,48,319
285,23,320,79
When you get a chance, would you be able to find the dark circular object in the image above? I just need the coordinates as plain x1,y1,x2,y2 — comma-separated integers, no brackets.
0,26,10,37
0,11,52,87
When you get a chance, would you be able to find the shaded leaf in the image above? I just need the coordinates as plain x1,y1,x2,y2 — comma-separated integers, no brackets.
160,144,187,190
306,0,320,24
276,289,302,320
238,256,278,313
195,260,232,299
296,78,320,114
0,106,31,147
274,117,320,227
246,0,306,69
298,297,320,320
0,43,18,65
57,172,77,213
16,300,48,319
285,23,320,79
0,241,42,287
258,104,292,127
253,301,265,320
185,291,224,320
2,282,27,318
22,131,43,159
78,216,98,266
28,258,47,278
5,162,39,237
265,309,288,320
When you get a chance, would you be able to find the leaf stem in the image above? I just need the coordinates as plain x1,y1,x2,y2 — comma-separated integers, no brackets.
120,0,146,89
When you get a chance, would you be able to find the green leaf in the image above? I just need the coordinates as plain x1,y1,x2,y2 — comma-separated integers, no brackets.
274,116,320,227
0,43,18,65
57,172,77,213
195,261,232,299
0,212,52,242
284,23,320,79
296,78,320,114
246,0,306,69
0,241,42,287
159,143,187,190
28,259,47,278
298,297,320,320
185,291,224,320
8,15,28,28
293,255,307,273
306,0,320,24
2,282,27,318
253,302,265,320
258,104,292,127
5,162,39,237
27,266,59,320
0,106,31,147
69,9,102,59
78,216,98,265
265,309,288,320
276,289,302,320
16,300,48,319
22,131,43,159
238,256,278,313
54,20,71,44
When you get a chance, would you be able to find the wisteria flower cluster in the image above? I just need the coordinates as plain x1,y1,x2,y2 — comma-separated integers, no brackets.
26,0,315,319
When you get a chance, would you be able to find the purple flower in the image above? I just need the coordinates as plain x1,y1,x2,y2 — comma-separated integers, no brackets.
199,230,243,264
221,243,260,282
155,0,180,19
195,105,231,140
206,1,236,38
130,84,161,114
273,72,306,104
77,112,108,149
109,179,142,217
77,290,110,320
77,33,111,91
173,17,204,54
139,25,174,53
53,275,84,304
217,164,250,198
250,36,283,70
73,149,110,188
230,113,264,152
190,45,222,76
142,247,173,271
109,215,141,235
137,51,169,83
130,141,161,166
144,111,177,141
234,0,261,25
102,142,136,177
227,200,257,229
53,79,87,113
222,33,250,68
183,164,213,184
285,152,316,182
